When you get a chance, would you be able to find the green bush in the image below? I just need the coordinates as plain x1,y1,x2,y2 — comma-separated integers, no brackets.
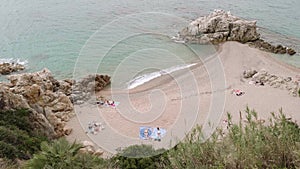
167,108,300,169
0,109,48,161
111,144,170,169
25,138,107,169
0,141,18,160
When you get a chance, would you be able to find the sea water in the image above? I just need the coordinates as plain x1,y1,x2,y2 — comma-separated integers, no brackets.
0,0,299,87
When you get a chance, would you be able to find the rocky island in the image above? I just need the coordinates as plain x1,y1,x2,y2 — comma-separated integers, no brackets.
178,9,296,55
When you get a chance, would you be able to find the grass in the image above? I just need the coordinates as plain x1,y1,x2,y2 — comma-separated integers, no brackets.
167,108,300,168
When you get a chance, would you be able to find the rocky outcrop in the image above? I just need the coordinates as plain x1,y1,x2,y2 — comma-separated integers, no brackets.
243,69,300,96
0,62,25,75
178,9,296,55
0,69,111,138
0,69,74,138
70,74,110,105
247,39,296,55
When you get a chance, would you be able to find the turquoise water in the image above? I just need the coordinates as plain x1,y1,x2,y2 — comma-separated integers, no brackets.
0,0,299,83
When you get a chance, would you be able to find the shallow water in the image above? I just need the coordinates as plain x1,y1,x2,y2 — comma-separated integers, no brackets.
0,0,299,86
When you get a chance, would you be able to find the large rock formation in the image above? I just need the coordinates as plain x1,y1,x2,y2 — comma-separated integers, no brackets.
0,62,25,75
178,9,296,55
0,69,111,138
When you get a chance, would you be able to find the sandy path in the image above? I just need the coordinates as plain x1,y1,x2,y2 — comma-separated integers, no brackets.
66,41,300,155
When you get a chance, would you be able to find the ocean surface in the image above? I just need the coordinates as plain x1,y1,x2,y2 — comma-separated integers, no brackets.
0,0,299,88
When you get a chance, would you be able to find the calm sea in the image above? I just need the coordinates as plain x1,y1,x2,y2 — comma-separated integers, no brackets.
0,0,299,87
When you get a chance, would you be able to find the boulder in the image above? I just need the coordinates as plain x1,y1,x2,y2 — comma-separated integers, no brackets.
177,9,296,55
179,9,260,44
287,48,296,55
63,126,73,135
0,62,25,75
243,69,258,78
94,149,104,156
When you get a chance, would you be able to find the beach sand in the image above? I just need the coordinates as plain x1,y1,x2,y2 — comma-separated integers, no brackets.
66,41,300,156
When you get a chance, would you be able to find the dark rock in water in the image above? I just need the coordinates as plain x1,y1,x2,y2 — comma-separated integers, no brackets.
0,62,25,75
287,48,296,55
177,9,297,56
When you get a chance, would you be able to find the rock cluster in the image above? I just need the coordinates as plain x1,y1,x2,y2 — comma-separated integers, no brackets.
247,39,296,55
178,9,296,55
0,62,25,75
0,69,74,138
79,141,104,156
0,69,111,138
70,74,110,105
243,69,299,96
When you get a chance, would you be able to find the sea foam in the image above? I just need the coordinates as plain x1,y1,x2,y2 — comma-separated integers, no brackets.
127,63,196,89
0,58,28,65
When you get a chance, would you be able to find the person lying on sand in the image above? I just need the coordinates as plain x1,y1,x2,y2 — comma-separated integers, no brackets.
232,89,245,96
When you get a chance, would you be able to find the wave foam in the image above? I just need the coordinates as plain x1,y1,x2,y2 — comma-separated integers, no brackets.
127,63,197,89
0,58,28,65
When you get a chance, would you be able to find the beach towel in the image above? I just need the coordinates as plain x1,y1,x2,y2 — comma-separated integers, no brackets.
111,101,120,107
139,127,153,140
139,127,166,140
150,128,167,140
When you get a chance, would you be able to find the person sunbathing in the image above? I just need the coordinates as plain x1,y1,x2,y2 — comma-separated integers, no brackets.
144,129,149,139
233,89,245,96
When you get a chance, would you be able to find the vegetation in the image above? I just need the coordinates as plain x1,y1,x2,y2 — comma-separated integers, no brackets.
0,109,48,161
167,108,300,168
25,138,107,169
110,144,170,169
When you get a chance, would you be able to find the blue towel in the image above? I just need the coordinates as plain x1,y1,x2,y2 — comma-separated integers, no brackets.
139,127,153,140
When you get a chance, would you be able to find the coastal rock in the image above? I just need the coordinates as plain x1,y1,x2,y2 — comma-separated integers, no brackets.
287,48,296,55
243,69,258,78
0,69,74,138
243,69,300,97
178,9,296,55
70,74,110,105
179,9,260,44
94,149,104,156
0,62,25,75
0,68,111,138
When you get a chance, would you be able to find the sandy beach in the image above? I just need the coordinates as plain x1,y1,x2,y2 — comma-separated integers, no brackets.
66,41,300,156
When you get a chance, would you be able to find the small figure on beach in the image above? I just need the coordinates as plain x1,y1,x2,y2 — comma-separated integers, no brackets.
87,122,93,134
86,121,104,135
144,129,150,139
156,127,161,142
232,89,245,96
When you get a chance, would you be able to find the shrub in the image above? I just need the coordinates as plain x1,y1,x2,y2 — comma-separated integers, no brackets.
167,108,300,169
0,109,48,161
111,144,170,169
0,158,18,169
26,138,107,169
